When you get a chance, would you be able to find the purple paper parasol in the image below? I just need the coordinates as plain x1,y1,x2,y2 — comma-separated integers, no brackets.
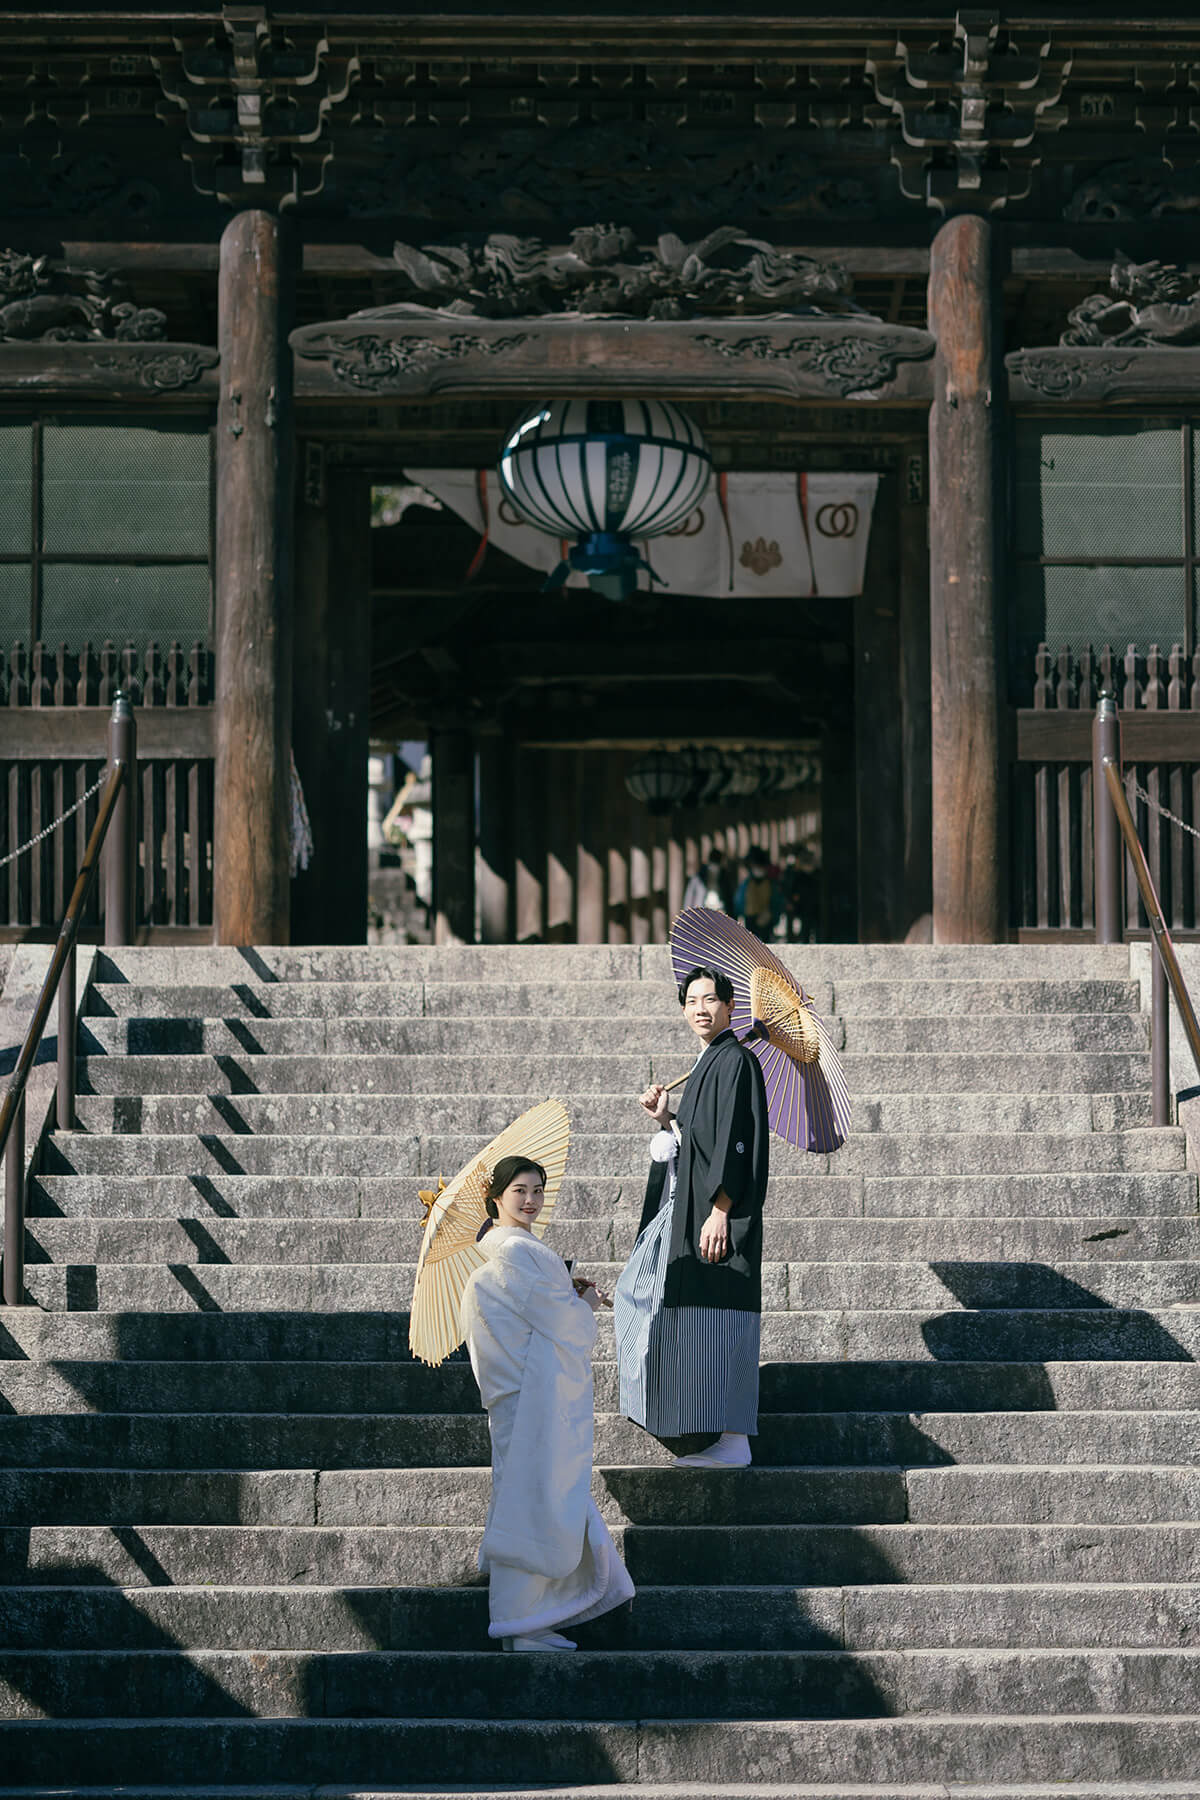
670,907,850,1153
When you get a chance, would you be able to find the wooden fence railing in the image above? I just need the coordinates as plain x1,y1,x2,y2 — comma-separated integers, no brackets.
0,640,214,937
1014,643,1200,936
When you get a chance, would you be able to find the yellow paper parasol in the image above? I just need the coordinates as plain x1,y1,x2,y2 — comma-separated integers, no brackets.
408,1098,571,1366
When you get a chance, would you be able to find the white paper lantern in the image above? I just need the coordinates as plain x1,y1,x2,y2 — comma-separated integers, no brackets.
498,398,711,598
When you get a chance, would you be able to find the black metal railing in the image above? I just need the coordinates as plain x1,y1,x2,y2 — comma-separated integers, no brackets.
1093,692,1200,1126
0,693,137,1306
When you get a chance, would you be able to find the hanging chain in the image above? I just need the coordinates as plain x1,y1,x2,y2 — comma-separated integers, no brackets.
1128,776,1200,845
0,771,109,871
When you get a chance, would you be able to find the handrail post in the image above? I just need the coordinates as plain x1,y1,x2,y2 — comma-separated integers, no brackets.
57,943,76,1131
1152,929,1170,1126
1093,691,1122,942
104,692,137,947
3,1095,23,1306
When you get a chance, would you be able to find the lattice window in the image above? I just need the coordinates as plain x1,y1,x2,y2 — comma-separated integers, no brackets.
0,414,213,651
1010,419,1197,697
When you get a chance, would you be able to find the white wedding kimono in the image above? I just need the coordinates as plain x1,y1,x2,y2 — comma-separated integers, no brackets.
459,1224,635,1640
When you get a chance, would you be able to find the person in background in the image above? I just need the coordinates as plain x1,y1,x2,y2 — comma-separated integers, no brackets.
780,842,821,942
682,852,731,914
734,846,781,938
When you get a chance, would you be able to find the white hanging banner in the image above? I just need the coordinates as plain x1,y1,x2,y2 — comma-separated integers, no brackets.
722,471,815,598
801,473,879,598
403,468,878,599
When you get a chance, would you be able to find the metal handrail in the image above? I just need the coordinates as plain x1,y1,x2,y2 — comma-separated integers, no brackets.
1092,691,1200,1126
1,693,137,1306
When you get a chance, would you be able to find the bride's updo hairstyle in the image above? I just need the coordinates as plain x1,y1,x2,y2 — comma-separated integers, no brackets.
483,1155,548,1221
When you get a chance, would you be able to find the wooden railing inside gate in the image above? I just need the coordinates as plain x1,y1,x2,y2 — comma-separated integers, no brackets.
1015,643,1200,936
0,639,213,936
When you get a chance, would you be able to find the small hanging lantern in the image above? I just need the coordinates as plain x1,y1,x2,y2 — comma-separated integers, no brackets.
625,749,693,816
498,398,711,601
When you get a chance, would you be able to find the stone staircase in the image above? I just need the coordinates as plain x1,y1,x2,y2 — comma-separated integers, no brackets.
1,941,1199,1798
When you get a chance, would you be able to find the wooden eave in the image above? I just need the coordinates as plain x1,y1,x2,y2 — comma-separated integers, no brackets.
290,313,935,405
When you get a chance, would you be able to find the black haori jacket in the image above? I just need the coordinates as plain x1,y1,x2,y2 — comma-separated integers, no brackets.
638,1028,770,1313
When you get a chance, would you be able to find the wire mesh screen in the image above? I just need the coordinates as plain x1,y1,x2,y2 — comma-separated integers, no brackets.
42,420,209,557
1012,564,1185,689
1014,422,1181,558
0,566,29,650
40,564,211,650
1011,421,1188,698
0,420,31,555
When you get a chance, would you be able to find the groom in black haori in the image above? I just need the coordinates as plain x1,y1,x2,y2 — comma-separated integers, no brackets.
614,965,770,1468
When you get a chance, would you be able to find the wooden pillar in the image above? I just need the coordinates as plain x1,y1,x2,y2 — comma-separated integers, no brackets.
854,473,905,942
820,718,858,942
514,745,545,942
291,466,370,944
214,209,295,945
606,753,630,944
478,728,515,943
545,750,576,942
651,813,668,943
431,727,475,944
900,437,933,940
575,751,606,945
928,213,1006,942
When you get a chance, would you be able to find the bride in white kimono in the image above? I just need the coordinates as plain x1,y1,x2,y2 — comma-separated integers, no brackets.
459,1154,635,1652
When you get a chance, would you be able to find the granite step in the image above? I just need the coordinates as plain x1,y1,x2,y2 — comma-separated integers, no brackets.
64,1091,1155,1137
4,1646,1200,1722
39,1130,1190,1178
6,1784,1199,1800
17,1256,1200,1313
4,1520,1198,1589
4,1306,1198,1364
3,1580,1197,1653
27,1170,1198,1221
89,940,1136,985
2,1711,1200,1788
2,1462,1198,1530
69,1049,1153,1098
1,1409,1198,1472
82,974,1143,1022
23,1213,1199,1267
5,1359,1200,1418
77,1009,1152,1057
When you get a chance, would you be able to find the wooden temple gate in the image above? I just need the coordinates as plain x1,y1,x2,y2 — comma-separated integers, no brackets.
2,8,1200,945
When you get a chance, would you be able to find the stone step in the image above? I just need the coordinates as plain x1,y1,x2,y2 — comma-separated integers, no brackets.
24,1213,1199,1268
4,1307,1198,1363
90,940,1135,985
77,1009,1154,1057
83,973,1143,1022
40,1130,1189,1178
2,1711,1200,1788
5,1786,1198,1800
2,1462,1199,1529
0,1464,910,1527
4,1360,1199,1418
3,1580,1197,1653
4,1646,1200,1723
63,1091,1156,1137
18,1257,1200,1313
5,1520,1198,1589
1,1410,1199,1472
28,1170,1198,1221
69,1050,1153,1099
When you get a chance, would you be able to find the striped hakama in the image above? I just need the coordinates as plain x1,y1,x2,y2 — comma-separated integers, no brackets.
614,1139,760,1438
